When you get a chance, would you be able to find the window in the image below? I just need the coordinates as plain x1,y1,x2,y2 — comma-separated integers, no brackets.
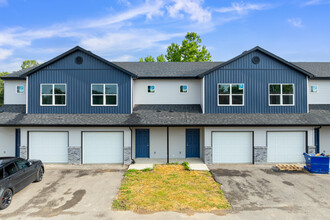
269,84,294,106
218,83,244,106
15,159,28,170
148,85,155,93
16,85,24,94
0,168,3,180
41,84,66,106
4,163,17,178
91,84,118,106
311,85,318,93
180,85,188,93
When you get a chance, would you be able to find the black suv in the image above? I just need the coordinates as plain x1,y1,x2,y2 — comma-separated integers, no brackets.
0,157,44,210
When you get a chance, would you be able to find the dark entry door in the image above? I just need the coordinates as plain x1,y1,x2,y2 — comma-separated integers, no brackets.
136,129,150,158
186,129,200,158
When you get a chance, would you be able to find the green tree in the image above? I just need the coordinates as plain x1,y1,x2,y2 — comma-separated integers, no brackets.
139,32,211,62
156,54,166,62
139,56,155,62
0,72,9,106
21,60,39,69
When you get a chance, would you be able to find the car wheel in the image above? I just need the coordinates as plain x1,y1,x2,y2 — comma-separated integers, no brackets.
35,167,44,182
0,188,13,210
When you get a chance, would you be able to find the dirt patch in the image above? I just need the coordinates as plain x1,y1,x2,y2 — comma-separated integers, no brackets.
211,169,251,177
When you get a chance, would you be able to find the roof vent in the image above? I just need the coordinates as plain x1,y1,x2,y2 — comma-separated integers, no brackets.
252,56,260,64
75,56,83,65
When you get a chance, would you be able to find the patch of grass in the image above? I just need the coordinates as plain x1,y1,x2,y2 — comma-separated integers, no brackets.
142,168,153,172
167,162,179,165
113,165,231,213
182,161,190,170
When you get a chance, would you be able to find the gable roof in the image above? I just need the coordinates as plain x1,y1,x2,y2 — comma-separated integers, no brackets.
3,46,328,80
112,62,223,78
18,46,137,78
198,46,314,78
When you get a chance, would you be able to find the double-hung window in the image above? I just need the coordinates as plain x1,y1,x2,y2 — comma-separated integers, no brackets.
41,84,66,106
269,84,294,106
218,83,244,106
91,84,118,106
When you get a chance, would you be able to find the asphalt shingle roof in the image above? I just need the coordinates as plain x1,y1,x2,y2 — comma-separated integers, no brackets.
2,61,330,79
1,104,330,126
292,62,330,78
112,62,223,78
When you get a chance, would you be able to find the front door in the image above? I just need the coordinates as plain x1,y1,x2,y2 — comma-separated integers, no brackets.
186,129,200,158
136,129,150,158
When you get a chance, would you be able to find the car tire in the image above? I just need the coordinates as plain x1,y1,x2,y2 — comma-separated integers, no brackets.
35,167,44,182
0,188,13,210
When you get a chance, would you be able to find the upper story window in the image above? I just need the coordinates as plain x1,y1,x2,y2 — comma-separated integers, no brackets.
148,85,155,93
218,83,244,106
269,84,294,106
180,85,188,93
41,84,66,106
91,84,118,106
16,85,24,94
311,85,318,93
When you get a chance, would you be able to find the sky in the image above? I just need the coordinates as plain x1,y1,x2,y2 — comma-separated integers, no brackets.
0,0,330,72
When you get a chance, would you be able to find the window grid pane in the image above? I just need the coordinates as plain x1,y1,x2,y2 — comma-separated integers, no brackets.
106,95,117,105
42,95,52,105
54,85,66,94
105,85,117,95
42,85,53,95
269,85,281,94
92,95,104,105
92,85,104,95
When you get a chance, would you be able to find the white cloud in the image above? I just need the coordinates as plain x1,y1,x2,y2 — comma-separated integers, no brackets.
166,0,211,23
215,2,270,15
0,48,13,60
302,0,330,6
80,30,183,53
0,0,7,7
288,18,303,28
110,54,136,61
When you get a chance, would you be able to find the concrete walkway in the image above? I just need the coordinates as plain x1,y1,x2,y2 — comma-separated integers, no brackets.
128,158,209,171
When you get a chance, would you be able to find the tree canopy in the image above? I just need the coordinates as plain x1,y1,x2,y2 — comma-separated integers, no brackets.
21,60,39,69
139,32,211,62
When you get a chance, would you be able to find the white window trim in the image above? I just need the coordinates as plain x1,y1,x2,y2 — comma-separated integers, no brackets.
217,83,244,106
147,85,156,94
40,83,67,106
179,84,188,93
16,85,24,95
91,83,118,106
268,83,295,106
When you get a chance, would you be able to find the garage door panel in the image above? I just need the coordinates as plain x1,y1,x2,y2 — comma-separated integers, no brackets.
83,132,123,164
213,132,253,163
29,132,68,163
267,132,305,163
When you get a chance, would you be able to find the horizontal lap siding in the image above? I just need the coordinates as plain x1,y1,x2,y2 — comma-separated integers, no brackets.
28,51,131,114
205,51,307,113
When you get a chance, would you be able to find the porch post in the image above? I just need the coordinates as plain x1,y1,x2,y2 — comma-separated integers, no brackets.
167,126,169,164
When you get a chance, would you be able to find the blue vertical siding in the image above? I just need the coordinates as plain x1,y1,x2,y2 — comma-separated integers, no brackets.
205,51,308,113
28,51,131,114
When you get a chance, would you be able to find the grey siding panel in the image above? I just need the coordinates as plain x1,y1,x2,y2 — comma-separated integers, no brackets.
205,51,308,113
28,51,131,114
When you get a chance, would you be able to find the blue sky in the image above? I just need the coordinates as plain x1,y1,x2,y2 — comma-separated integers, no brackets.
0,0,330,72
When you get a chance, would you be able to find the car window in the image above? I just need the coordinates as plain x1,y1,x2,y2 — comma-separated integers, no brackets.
0,168,3,180
4,163,18,178
15,159,28,170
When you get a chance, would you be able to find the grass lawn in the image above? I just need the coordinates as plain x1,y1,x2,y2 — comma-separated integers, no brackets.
112,164,231,213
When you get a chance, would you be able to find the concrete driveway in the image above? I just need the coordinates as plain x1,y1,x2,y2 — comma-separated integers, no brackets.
209,164,330,219
0,164,127,220
1,164,329,220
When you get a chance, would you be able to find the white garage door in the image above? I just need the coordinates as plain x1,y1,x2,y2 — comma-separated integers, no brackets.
83,132,123,164
29,132,68,163
267,132,306,163
212,132,253,163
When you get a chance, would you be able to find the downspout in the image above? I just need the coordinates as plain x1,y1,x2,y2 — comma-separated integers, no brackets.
129,127,134,163
167,126,169,164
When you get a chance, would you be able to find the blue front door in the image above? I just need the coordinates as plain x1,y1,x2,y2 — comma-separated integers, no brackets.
186,129,200,158
15,129,20,157
136,129,150,158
